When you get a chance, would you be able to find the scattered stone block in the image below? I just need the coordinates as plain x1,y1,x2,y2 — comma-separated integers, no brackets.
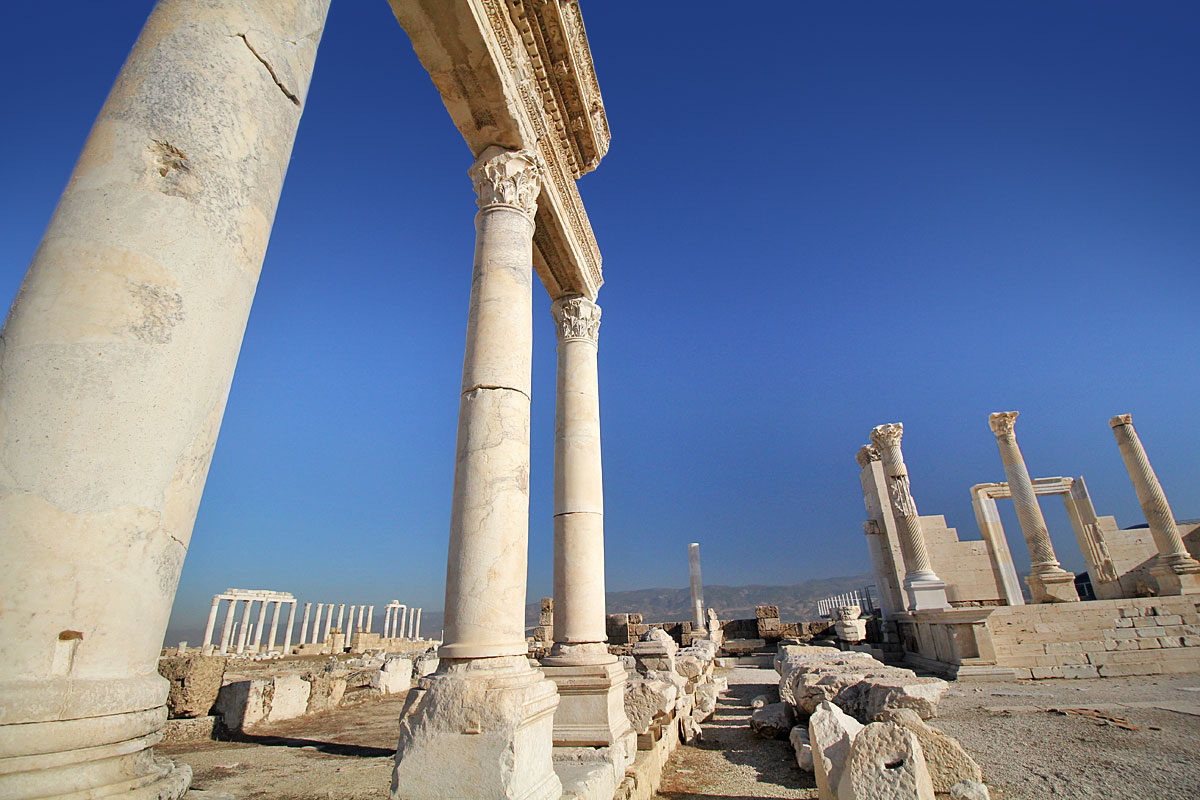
756,605,779,619
158,655,226,719
790,724,814,772
875,708,982,793
265,674,311,722
624,675,677,735
950,780,991,800
837,721,934,800
810,701,863,800
161,715,218,745
864,677,949,721
750,702,795,740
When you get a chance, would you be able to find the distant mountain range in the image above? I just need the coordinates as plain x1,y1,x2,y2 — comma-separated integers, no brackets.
524,572,876,627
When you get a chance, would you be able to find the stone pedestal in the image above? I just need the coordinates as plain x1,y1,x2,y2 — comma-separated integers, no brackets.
0,1,330,797
869,424,950,612
391,147,560,800
1110,414,1200,595
989,412,1079,603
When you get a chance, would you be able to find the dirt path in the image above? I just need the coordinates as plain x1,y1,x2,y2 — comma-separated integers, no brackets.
655,667,817,800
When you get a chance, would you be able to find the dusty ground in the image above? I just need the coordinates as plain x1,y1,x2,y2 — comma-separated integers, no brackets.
165,666,1200,800
655,667,817,799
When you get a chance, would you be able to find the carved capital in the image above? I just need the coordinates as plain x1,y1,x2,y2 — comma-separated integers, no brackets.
1109,413,1133,429
869,423,904,448
989,411,1019,438
552,295,601,343
469,146,543,217
855,444,880,469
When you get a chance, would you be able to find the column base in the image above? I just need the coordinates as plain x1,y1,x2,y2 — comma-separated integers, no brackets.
1151,557,1200,596
1028,567,1080,603
390,655,561,800
540,650,635,750
903,574,950,612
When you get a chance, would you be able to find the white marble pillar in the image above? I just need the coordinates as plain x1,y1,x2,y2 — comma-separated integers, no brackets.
415,608,422,639
236,600,254,653
392,147,560,800
337,603,346,634
1110,414,1200,594
688,542,706,632
346,605,356,635
384,606,393,639
322,603,334,642
252,598,269,653
989,412,1079,603
869,424,950,611
398,605,407,638
283,601,297,653
219,599,238,655
203,596,221,653
540,294,632,755
367,605,375,633
355,605,365,632
299,603,312,646
0,2,330,795
267,601,282,653
312,603,325,644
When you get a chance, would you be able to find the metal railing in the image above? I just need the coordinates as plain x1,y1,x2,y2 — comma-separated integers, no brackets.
816,585,879,618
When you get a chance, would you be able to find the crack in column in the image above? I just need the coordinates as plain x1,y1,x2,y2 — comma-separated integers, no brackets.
234,33,300,106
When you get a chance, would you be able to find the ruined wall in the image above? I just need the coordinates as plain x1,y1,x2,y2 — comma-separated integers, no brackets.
921,515,1008,606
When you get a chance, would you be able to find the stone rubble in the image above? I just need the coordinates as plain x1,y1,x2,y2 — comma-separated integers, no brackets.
837,721,934,800
749,702,795,740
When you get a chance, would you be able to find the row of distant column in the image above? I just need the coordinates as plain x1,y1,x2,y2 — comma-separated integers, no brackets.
861,411,1200,612
201,595,423,655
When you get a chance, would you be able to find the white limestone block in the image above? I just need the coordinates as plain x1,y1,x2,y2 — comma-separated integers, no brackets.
865,677,950,721
837,721,934,800
810,701,864,800
790,725,814,772
950,779,991,799
875,708,983,793
265,675,311,722
750,702,795,740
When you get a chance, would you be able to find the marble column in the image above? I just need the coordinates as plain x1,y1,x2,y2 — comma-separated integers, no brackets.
989,412,1079,603
688,542,706,632
346,605,356,635
299,603,312,646
355,605,364,632
283,602,297,653
398,605,408,638
0,2,330,796
869,424,950,611
540,292,632,757
337,603,346,634
219,597,237,652
1110,414,1200,594
253,598,269,653
367,605,375,633
312,603,325,645
415,608,422,639
267,601,282,653
384,606,393,638
392,147,560,800
236,600,254,653
203,597,221,654
322,603,334,642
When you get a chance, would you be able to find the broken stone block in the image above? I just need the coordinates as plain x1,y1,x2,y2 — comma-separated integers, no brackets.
679,712,702,744
628,613,643,624
810,701,864,800
212,679,268,730
790,724,814,772
875,708,983,793
837,721,934,800
674,654,705,679
750,701,795,740
693,681,719,721
303,671,347,713
751,694,770,709
756,605,780,619
370,655,414,695
950,779,991,800
158,655,226,719
266,674,311,722
623,674,677,735
864,677,949,721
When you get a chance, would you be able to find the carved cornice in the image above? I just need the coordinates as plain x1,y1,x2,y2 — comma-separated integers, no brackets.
469,146,543,216
1108,413,1132,429
855,444,880,469
988,411,1019,438
552,295,600,343
869,423,904,448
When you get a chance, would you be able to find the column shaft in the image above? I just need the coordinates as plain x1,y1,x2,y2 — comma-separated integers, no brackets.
236,600,254,653
267,601,282,653
299,603,312,646
312,604,324,644
322,603,334,641
219,599,238,655
688,543,705,632
367,605,375,633
283,601,297,653
252,598,268,652
203,597,221,649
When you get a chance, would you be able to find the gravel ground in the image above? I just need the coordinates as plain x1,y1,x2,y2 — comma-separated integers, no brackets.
655,667,817,799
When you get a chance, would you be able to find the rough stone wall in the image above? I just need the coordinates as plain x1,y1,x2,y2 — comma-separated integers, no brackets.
921,515,1007,606
987,596,1200,679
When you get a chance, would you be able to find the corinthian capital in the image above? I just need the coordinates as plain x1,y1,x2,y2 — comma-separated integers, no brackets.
869,423,904,448
855,444,880,470
469,146,543,217
989,411,1019,438
552,295,601,343
1108,413,1133,429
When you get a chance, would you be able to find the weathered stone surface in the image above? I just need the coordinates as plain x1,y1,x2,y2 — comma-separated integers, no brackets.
837,721,934,800
750,702,795,740
810,701,863,800
303,671,347,714
875,708,983,793
624,675,676,735
756,605,780,619
266,675,311,722
693,682,719,721
212,679,267,730
370,656,414,695
864,677,949,721
679,712,702,744
674,654,704,680
790,725,814,772
950,779,991,800
161,715,218,745
158,655,226,719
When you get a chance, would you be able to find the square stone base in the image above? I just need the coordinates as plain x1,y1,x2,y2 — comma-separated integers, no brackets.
1028,569,1080,603
1152,563,1200,596
390,656,561,800
541,658,635,751
903,576,950,612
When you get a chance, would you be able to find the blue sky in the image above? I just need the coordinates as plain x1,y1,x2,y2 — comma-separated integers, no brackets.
2,3,1198,641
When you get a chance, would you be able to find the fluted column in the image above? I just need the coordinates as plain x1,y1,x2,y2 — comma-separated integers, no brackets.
0,2,330,796
989,412,1079,603
299,603,312,646
203,597,221,654
267,601,282,654
219,599,238,655
1110,414,1200,595
393,147,560,800
869,424,950,611
283,601,297,653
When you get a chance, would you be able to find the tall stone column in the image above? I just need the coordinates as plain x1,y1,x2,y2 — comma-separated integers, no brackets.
267,601,282,653
311,603,324,645
322,604,334,642
299,603,312,646
688,542,706,632
414,608,422,639
367,605,375,633
283,601,297,654
392,147,560,800
219,599,238,655
337,603,346,633
0,2,330,796
384,606,392,639
988,412,1079,603
253,598,269,652
236,600,254,653
398,606,408,639
1110,414,1200,594
869,424,950,611
203,596,221,654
